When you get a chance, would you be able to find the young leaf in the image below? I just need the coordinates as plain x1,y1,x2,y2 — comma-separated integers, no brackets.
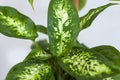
79,3,117,31
58,47,120,80
91,45,120,70
28,0,34,9
24,48,52,61
0,6,38,40
6,61,55,80
48,0,79,57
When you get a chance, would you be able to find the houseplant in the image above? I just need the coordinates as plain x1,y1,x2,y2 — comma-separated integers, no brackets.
0,0,120,80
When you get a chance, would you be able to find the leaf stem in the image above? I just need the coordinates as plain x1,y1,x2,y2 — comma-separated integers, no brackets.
32,40,41,49
56,59,64,80
36,25,47,35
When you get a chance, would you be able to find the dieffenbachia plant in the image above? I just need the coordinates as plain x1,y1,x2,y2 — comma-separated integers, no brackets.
0,0,119,80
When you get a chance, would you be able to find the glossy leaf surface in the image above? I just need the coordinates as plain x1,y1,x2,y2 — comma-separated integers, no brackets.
48,0,79,57
0,6,38,40
58,47,120,80
79,3,116,31
6,61,55,80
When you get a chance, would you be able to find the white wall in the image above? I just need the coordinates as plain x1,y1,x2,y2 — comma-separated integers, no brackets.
0,0,120,80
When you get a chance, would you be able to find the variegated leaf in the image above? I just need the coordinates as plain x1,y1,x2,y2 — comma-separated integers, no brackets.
58,47,120,80
6,61,55,80
0,6,38,40
79,3,117,31
48,0,79,57
91,45,120,71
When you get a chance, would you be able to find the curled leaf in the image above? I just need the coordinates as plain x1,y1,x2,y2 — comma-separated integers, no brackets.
79,3,117,31
0,6,38,40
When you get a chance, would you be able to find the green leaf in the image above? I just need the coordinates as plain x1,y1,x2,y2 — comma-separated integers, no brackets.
28,0,34,9
36,25,47,35
58,47,120,80
6,61,55,80
24,48,52,61
102,74,120,80
48,0,79,57
91,45,120,70
31,39,49,51
78,0,87,11
79,3,117,31
0,6,38,40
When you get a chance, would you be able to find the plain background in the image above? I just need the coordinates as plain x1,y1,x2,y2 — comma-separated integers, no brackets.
0,0,120,80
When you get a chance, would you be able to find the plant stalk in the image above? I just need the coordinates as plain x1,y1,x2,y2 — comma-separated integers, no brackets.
72,0,79,10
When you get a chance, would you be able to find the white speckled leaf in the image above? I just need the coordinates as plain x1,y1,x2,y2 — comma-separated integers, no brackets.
91,45,120,71
6,61,55,80
0,6,38,40
79,3,117,31
58,47,120,80
48,0,79,57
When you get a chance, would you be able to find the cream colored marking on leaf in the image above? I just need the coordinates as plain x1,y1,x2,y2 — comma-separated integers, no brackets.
62,51,112,77
62,31,71,41
87,11,95,20
52,2,73,55
54,5,69,33
80,6,108,29
0,12,31,37
17,64,50,80
54,27,58,32
17,64,40,80
56,31,71,54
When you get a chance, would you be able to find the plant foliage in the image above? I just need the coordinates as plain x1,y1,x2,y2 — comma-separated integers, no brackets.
0,0,119,80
